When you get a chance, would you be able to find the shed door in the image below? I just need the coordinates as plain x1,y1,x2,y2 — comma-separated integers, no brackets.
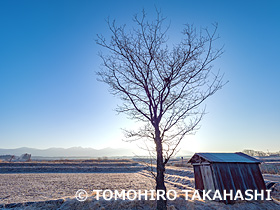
200,165,215,192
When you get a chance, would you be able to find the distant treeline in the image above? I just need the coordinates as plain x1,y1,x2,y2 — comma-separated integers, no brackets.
243,149,280,157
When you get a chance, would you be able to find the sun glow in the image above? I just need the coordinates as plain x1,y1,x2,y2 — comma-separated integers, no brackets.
179,136,200,153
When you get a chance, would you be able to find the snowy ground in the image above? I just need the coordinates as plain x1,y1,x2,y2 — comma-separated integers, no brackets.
0,160,280,209
264,174,280,183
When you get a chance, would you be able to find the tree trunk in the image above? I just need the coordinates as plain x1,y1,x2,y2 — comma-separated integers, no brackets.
155,127,167,210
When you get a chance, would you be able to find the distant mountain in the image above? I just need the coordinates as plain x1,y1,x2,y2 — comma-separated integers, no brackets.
0,147,134,157
0,146,194,159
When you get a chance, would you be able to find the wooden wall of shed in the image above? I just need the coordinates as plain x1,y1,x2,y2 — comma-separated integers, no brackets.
200,165,215,191
211,163,266,204
193,165,204,191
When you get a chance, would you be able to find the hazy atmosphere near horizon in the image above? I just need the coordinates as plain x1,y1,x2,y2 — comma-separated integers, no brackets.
0,0,279,154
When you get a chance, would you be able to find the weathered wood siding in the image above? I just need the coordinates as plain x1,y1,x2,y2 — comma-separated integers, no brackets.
200,165,215,191
211,163,266,204
193,165,204,191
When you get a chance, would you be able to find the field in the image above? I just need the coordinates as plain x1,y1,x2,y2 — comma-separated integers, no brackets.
0,159,280,209
259,157,280,175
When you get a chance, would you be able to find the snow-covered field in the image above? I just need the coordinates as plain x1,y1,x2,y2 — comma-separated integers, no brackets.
0,160,280,209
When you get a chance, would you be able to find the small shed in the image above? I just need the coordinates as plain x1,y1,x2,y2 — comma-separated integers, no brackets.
188,152,266,204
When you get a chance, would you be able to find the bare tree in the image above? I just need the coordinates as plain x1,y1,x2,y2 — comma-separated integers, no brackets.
96,11,225,210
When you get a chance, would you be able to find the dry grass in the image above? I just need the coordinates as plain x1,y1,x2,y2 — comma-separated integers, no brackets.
1,159,280,209
3,193,280,210
0,172,158,204
260,162,280,175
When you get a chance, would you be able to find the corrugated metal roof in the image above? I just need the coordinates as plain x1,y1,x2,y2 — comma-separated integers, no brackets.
190,152,260,163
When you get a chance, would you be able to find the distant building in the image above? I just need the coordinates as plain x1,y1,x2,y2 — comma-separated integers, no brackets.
188,152,267,204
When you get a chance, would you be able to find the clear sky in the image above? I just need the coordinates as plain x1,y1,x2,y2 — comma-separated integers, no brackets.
0,0,279,153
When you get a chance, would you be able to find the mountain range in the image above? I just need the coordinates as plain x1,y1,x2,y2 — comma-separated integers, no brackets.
0,147,134,158
0,147,194,158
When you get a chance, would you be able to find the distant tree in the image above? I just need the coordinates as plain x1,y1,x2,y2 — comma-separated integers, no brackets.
243,149,256,156
255,150,267,157
97,11,225,210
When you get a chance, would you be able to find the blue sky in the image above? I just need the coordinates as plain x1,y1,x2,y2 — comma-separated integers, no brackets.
0,0,279,153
